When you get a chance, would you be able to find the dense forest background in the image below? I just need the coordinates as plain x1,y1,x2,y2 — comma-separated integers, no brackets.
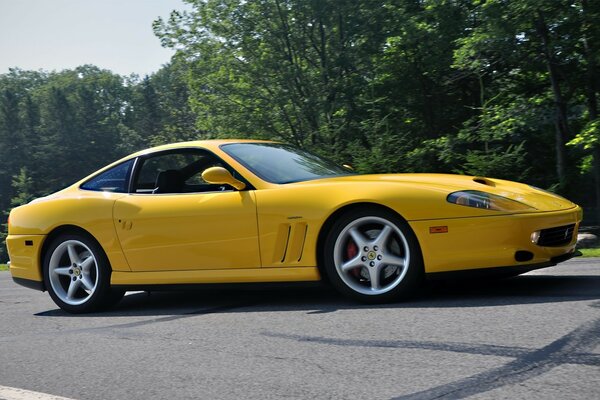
1,0,600,262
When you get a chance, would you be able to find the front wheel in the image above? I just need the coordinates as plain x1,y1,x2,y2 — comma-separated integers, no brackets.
43,233,123,313
323,208,423,303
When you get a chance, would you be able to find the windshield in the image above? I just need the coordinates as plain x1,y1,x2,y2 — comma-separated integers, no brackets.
221,142,354,184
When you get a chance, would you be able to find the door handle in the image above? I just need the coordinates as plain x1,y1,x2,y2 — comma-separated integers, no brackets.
118,219,133,230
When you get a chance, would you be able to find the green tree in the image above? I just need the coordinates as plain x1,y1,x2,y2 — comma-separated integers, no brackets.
154,0,388,148
148,61,201,145
567,0,600,224
452,0,590,187
0,168,36,262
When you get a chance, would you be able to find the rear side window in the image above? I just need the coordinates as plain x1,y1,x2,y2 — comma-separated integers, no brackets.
80,159,135,193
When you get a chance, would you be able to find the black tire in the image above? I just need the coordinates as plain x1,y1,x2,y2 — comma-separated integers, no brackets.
323,207,423,303
43,233,122,313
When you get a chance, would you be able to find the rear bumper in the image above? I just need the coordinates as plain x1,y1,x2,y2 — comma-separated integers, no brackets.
6,234,45,282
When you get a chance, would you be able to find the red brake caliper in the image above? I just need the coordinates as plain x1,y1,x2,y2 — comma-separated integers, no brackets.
346,240,362,278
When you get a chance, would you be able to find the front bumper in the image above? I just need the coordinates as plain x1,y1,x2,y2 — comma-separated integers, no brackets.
426,250,582,280
410,206,582,274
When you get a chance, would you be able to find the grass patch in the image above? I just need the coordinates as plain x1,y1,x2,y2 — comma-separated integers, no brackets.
0,264,8,271
580,248,600,258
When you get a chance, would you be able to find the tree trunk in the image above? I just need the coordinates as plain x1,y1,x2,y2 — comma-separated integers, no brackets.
534,10,570,188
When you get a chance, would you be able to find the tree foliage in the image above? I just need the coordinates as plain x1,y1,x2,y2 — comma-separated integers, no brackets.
0,64,196,261
154,0,600,215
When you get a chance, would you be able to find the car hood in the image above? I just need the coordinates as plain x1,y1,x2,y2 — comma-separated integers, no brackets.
297,173,578,212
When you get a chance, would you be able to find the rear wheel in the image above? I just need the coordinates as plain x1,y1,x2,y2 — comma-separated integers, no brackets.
43,233,123,313
323,208,423,303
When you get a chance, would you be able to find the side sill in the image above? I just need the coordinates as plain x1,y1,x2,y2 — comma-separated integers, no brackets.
13,277,46,291
112,281,325,292
111,266,321,286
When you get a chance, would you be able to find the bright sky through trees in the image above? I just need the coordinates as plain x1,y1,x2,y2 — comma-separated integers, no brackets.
0,0,189,76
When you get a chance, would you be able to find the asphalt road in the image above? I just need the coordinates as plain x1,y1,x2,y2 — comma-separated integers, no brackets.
1,258,599,400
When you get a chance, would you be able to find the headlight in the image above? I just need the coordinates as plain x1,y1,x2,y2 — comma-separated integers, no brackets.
447,190,536,211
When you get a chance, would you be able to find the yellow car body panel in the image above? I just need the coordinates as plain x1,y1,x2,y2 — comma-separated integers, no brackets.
6,139,583,291
112,190,261,271
8,190,131,276
253,178,579,271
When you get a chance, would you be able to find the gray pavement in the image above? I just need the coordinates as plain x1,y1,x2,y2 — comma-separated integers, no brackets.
1,258,599,399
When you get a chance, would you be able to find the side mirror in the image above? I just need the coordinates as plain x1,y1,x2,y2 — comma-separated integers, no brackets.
202,167,246,190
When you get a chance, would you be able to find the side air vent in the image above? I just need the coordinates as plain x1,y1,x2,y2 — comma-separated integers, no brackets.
473,177,496,187
273,222,308,263
536,224,576,247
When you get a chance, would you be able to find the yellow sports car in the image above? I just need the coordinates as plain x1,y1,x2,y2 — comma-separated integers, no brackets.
6,140,582,312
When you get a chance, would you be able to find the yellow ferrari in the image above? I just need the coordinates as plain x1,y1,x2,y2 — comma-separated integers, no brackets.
6,140,582,312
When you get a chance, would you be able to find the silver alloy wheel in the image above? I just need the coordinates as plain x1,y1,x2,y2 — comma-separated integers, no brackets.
333,216,410,296
48,240,99,306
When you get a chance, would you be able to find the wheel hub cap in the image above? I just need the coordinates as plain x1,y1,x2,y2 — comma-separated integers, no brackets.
48,240,99,306
333,216,411,296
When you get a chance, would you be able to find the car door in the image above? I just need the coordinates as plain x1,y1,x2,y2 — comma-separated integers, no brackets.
113,148,261,272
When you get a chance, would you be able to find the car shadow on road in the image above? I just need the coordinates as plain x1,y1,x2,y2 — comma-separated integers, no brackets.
35,272,600,318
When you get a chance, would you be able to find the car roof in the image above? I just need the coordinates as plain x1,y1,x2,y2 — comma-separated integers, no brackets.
130,139,277,157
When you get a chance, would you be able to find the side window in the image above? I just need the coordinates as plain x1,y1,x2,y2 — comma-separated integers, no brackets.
132,149,231,194
80,159,134,193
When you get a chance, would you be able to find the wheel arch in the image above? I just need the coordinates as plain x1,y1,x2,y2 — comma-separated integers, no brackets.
39,225,109,284
315,202,423,281
40,224,123,313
